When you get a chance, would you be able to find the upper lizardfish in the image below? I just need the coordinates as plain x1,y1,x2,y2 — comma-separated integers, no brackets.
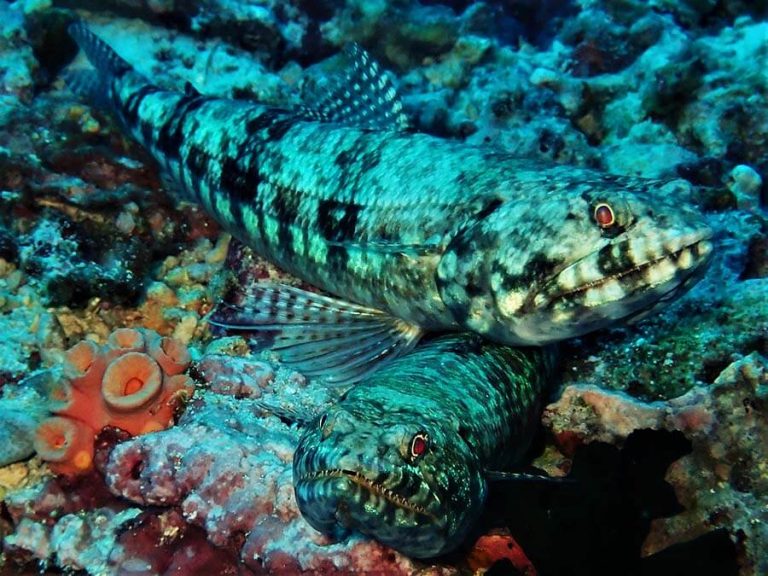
66,23,713,383
293,332,557,558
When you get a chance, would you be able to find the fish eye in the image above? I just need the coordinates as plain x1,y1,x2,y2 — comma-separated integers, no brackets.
409,431,429,461
594,203,615,228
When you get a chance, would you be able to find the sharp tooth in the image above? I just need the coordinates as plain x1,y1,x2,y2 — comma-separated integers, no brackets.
557,265,578,291
697,240,712,258
646,258,677,285
677,249,692,270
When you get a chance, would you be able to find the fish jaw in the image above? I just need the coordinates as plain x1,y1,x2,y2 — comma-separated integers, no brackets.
437,177,714,345
507,225,714,344
293,408,486,559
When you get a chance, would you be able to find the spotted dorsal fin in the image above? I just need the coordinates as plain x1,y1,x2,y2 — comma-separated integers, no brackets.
300,44,410,132
208,283,423,385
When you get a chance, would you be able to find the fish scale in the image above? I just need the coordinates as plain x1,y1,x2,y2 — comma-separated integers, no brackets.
66,23,713,383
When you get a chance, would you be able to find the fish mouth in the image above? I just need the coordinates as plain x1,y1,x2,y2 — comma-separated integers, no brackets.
301,468,438,522
546,233,713,307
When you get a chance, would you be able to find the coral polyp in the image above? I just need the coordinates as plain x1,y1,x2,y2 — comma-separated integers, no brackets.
33,328,194,475
33,417,94,476
101,352,163,412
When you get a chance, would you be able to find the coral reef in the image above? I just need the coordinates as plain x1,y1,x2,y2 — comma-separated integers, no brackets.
3,471,251,575
0,395,47,468
0,0,766,574
34,327,194,475
101,390,454,574
543,353,768,575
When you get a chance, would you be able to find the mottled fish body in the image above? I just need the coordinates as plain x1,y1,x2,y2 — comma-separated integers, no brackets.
67,24,712,381
293,333,556,558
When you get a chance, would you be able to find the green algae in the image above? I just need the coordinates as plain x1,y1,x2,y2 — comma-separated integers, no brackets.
563,280,768,401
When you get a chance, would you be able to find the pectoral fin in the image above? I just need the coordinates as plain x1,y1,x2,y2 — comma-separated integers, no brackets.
485,469,576,484
209,283,423,384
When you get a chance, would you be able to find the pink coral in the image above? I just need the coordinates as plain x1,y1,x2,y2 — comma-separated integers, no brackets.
542,352,768,574
542,383,713,456
35,328,194,475
102,393,454,574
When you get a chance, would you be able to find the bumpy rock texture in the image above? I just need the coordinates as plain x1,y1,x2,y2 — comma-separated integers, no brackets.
1,0,766,574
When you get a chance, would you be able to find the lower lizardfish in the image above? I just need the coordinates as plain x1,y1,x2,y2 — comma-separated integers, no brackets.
293,332,557,558
66,23,713,383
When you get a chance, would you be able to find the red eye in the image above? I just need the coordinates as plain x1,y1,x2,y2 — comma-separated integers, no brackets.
594,203,615,228
410,432,429,460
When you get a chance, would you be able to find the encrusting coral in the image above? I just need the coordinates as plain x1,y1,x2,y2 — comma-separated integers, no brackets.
33,328,194,476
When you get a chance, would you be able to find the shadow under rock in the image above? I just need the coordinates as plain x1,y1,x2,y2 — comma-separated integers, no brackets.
481,429,738,576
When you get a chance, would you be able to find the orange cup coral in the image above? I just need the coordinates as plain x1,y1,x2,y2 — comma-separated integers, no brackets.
102,352,163,412
148,335,192,376
106,327,146,358
33,417,95,476
35,328,195,475
64,339,106,390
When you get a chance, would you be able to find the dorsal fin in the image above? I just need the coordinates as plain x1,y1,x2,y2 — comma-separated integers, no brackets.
208,283,423,385
300,44,410,132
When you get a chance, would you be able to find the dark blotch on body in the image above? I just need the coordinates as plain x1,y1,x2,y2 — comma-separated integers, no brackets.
596,243,630,277
121,84,162,127
272,185,303,247
220,155,261,200
156,95,207,157
184,146,208,181
267,118,296,141
318,199,362,243
498,253,558,293
335,150,353,167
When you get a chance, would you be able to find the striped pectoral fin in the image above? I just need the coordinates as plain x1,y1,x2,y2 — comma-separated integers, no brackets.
208,283,423,385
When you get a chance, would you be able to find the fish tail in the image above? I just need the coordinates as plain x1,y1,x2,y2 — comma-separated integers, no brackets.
68,22,132,79
62,69,109,108
65,22,135,107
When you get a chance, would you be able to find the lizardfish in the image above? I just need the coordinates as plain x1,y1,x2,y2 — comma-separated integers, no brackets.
66,23,712,382
293,332,557,558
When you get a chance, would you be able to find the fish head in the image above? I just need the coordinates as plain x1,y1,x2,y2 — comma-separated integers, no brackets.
293,401,486,558
437,176,713,344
